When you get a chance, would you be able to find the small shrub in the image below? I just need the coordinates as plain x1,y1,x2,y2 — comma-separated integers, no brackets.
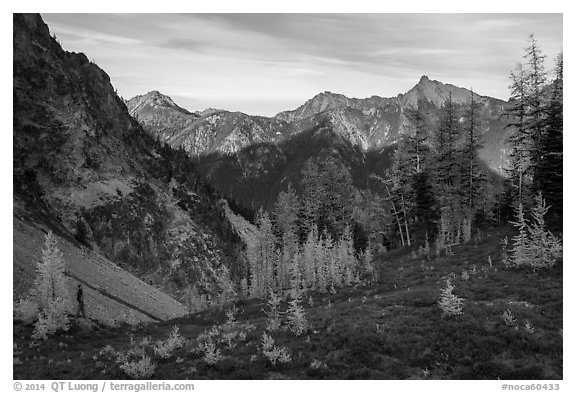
105,337,157,379
264,290,282,332
360,246,378,283
202,337,222,365
524,320,535,334
225,306,239,327
120,354,156,379
14,298,39,324
438,279,464,317
506,194,562,270
153,326,184,359
219,332,238,349
310,359,327,369
502,309,517,327
32,298,70,340
99,345,118,358
261,332,291,366
286,294,308,336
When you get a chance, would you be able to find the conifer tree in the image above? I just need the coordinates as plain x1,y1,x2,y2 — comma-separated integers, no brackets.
386,107,438,242
334,225,357,286
370,174,410,247
301,162,323,236
388,141,414,246
460,89,487,233
31,231,71,339
506,63,532,205
524,34,548,182
406,107,431,174
438,278,464,317
249,209,278,298
264,289,282,332
534,53,563,226
509,203,530,267
412,171,438,237
506,35,550,205
289,250,304,299
526,192,562,269
301,158,354,238
286,293,308,336
34,231,69,309
315,230,330,293
302,225,318,291
434,93,462,194
505,193,562,270
360,245,377,284
433,93,465,244
274,185,300,289
324,230,337,289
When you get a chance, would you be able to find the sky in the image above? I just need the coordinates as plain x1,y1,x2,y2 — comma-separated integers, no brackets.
41,13,563,117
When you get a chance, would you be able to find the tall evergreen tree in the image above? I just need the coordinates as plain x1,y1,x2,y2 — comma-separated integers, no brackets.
459,89,489,238
386,142,414,246
433,93,464,244
302,225,318,291
34,231,69,309
506,63,532,205
406,107,437,238
524,34,548,187
301,157,355,238
434,93,462,198
461,89,484,211
506,34,549,207
405,107,432,174
534,53,563,227
248,209,278,298
274,184,300,289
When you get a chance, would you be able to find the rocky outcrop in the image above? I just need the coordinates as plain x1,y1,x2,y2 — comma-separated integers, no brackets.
127,92,290,157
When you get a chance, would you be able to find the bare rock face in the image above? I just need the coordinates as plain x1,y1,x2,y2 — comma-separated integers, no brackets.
13,13,245,302
127,93,290,157
127,74,510,212
275,75,508,158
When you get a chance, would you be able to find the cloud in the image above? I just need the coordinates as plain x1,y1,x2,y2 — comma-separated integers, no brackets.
162,38,209,52
47,23,142,46
40,13,562,116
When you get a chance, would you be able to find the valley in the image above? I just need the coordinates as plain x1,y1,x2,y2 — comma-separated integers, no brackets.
12,13,563,382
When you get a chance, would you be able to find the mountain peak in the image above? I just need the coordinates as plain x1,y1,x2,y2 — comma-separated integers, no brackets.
142,90,178,107
127,91,193,116
402,75,480,109
275,91,350,122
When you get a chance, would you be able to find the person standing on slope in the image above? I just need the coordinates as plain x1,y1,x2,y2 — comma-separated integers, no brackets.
76,284,86,318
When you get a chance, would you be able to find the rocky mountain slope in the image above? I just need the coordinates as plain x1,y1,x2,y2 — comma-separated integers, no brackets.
13,13,247,319
129,76,509,211
14,218,187,324
127,92,290,156
275,75,509,168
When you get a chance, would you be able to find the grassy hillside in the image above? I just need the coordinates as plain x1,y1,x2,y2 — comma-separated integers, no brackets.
13,217,188,325
14,226,562,380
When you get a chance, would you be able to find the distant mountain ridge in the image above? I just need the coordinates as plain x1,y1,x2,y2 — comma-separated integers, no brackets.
274,75,490,122
129,74,510,177
126,92,291,157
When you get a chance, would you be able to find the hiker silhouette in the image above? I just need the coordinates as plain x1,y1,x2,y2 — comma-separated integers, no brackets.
76,284,86,317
